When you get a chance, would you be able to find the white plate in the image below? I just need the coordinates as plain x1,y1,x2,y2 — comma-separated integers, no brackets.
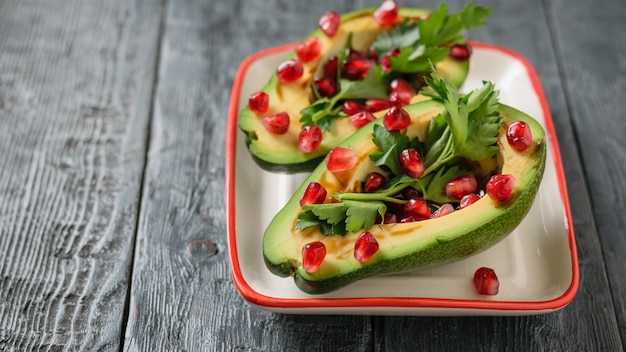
225,42,579,315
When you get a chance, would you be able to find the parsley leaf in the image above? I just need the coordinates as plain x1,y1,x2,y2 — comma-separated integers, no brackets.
372,19,420,55
419,3,492,47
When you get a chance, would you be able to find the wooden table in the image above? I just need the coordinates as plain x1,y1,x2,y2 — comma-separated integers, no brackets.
0,0,624,350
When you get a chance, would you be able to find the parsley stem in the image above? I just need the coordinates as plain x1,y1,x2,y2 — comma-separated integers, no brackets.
333,182,412,204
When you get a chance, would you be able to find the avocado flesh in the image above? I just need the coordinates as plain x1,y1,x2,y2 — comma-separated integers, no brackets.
238,8,470,173
262,100,547,294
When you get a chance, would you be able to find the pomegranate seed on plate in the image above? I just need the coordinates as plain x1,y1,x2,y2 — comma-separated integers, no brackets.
445,174,478,200
354,232,379,263
277,59,304,83
326,147,358,172
365,98,389,112
319,10,341,37
296,37,323,62
300,182,327,206
374,0,399,25
298,125,323,153
473,267,499,295
349,111,376,129
302,241,327,273
342,100,365,116
248,91,269,114
486,174,516,201
459,193,481,209
507,120,533,151
449,43,472,61
399,148,425,178
403,197,431,220
363,172,386,193
262,111,290,134
383,106,411,130
431,203,455,218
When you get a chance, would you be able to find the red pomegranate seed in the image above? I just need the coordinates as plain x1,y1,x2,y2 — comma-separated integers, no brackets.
374,0,399,25
383,106,411,131
248,91,269,115
473,267,499,295
365,98,390,112
445,174,478,200
302,241,327,273
404,197,431,220
381,48,401,71
389,78,416,96
449,43,472,61
296,37,323,63
342,58,371,80
431,203,455,218
314,77,338,98
349,111,376,129
319,10,341,37
383,212,397,224
459,193,481,209
326,147,358,172
399,148,425,178
388,90,412,107
342,100,365,115
486,174,516,201
277,59,304,83
354,232,379,263
262,112,290,134
324,56,339,79
507,120,533,152
298,125,323,153
363,172,386,193
300,181,327,206
368,46,379,62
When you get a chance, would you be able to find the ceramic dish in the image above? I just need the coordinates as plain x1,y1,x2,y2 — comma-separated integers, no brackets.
225,42,579,315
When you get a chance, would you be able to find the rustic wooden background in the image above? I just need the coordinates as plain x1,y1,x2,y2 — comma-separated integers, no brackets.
0,0,624,350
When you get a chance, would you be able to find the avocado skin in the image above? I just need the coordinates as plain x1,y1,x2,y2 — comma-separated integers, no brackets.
263,103,547,295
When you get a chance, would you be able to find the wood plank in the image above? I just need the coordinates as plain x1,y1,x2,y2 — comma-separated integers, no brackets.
544,0,626,343
0,0,163,350
123,0,375,351
378,0,623,350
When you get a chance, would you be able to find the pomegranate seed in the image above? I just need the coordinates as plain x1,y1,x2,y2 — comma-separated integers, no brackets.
400,217,416,223
347,48,368,61
381,48,401,71
342,58,371,80
383,212,398,224
486,174,516,201
459,193,481,209
342,100,365,116
507,121,533,152
324,56,339,79
248,91,269,114
363,172,386,193
354,232,379,263
374,0,399,25
314,77,338,98
399,148,425,178
401,187,420,200
389,78,416,96
302,241,326,273
277,59,304,83
383,106,411,130
296,37,323,63
388,90,412,107
431,203,455,218
262,112,290,134
404,197,431,220
298,125,323,153
365,98,389,112
445,174,478,200
326,147,358,172
368,46,379,62
319,10,341,37
449,43,472,61
300,181,327,206
473,267,499,295
349,111,376,129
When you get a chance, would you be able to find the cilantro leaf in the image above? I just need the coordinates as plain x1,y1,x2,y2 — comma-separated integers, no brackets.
420,163,467,203
372,19,420,55
338,66,388,100
419,3,492,47
344,200,386,233
389,45,449,73
369,124,411,176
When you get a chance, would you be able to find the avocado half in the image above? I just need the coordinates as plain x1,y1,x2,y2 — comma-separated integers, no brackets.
262,100,547,294
238,7,470,173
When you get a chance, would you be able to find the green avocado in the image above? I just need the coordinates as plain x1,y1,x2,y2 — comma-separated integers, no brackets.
262,99,546,294
238,7,472,173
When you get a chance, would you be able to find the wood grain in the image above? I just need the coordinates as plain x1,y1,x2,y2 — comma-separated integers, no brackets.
0,0,162,350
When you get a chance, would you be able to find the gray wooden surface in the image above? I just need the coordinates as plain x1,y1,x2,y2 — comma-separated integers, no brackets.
0,0,624,351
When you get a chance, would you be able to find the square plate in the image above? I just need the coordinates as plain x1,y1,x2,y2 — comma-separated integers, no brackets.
225,42,579,315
